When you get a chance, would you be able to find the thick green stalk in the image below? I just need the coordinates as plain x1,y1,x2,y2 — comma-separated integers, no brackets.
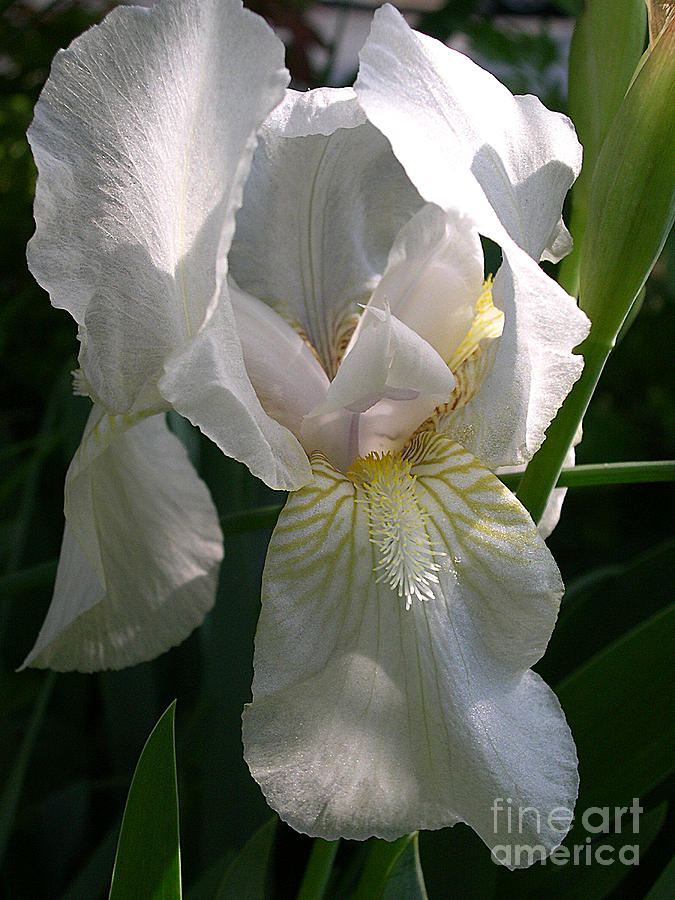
296,839,340,900
516,337,609,522
220,503,285,534
553,459,675,487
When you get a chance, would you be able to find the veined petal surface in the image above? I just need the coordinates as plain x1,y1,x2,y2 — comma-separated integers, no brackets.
229,87,422,377
28,0,288,413
243,434,577,856
22,408,223,672
355,5,589,465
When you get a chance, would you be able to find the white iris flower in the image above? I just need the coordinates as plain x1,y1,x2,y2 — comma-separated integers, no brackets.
24,0,590,861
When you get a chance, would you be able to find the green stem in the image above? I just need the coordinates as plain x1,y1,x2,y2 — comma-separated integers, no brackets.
296,839,340,900
220,503,284,535
219,456,674,537
553,459,675,487
502,459,675,491
516,336,609,523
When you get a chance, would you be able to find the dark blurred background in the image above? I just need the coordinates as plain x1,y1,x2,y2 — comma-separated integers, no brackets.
1,1,672,898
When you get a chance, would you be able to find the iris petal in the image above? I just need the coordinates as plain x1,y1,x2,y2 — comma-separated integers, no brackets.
22,409,223,671
243,434,577,857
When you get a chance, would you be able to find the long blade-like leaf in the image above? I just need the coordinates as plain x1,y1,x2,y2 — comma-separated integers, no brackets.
109,701,181,900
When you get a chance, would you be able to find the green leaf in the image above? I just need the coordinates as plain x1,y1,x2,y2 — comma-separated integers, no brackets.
109,701,181,900
355,834,427,900
570,0,646,182
560,604,674,824
297,838,340,900
213,817,276,900
579,19,675,340
559,0,646,295
382,833,428,900
539,537,675,685
646,851,675,899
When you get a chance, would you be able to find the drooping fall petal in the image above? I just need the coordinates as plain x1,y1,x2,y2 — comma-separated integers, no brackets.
22,409,223,671
243,434,577,857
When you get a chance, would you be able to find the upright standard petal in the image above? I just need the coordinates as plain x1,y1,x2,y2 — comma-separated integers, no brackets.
355,5,589,466
27,0,305,487
22,408,223,672
243,434,577,858
229,87,422,377
355,5,581,261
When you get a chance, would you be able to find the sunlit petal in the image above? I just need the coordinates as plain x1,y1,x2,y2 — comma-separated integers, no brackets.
355,5,589,465
438,258,587,466
28,0,288,414
243,434,576,856
355,5,581,261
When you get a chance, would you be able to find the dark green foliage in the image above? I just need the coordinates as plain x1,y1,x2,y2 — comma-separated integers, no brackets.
0,2,672,898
